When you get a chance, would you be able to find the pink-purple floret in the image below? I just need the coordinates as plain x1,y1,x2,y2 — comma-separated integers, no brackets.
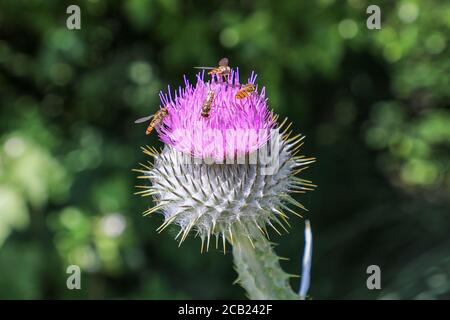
157,69,275,161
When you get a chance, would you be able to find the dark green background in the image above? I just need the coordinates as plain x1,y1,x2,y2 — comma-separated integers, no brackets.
0,0,449,299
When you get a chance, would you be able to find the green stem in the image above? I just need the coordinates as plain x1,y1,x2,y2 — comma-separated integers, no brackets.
231,222,299,300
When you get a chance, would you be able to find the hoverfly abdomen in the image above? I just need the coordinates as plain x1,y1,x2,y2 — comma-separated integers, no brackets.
235,84,256,99
201,89,215,117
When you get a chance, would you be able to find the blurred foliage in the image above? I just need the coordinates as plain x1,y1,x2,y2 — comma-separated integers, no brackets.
0,0,449,299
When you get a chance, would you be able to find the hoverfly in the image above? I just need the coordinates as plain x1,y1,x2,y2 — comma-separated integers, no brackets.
194,57,231,81
201,89,215,117
134,106,169,135
235,83,256,99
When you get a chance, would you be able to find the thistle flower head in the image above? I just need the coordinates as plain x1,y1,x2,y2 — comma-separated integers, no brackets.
136,67,315,252
157,70,274,161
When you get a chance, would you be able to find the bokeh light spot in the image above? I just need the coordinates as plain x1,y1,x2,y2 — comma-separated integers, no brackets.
49,63,73,86
398,2,419,23
100,213,126,238
338,19,358,39
425,33,446,55
129,61,153,85
220,28,240,48
4,137,25,158
383,43,403,62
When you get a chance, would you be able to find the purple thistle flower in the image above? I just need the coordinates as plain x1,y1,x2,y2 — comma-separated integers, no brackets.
156,69,275,161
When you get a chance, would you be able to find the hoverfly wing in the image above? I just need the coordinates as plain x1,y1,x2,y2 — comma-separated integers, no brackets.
218,57,229,67
193,66,215,70
134,115,153,124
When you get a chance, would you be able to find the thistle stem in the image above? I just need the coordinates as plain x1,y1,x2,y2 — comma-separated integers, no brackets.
231,222,299,300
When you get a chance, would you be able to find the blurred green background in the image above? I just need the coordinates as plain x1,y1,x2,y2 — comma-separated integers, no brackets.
0,0,449,299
